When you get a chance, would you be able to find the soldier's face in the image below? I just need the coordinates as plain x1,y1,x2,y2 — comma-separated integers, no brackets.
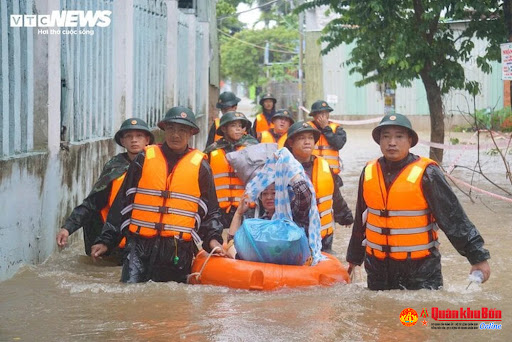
379,126,412,162
221,121,245,141
120,130,150,156
164,123,193,152
289,132,315,161
273,118,291,134
221,105,237,114
262,99,274,111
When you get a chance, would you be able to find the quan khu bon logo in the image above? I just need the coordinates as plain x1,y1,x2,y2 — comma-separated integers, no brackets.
10,10,111,28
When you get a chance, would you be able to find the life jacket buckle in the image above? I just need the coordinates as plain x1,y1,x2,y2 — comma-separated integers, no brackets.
158,206,167,214
154,223,164,231
161,190,171,198
379,209,389,217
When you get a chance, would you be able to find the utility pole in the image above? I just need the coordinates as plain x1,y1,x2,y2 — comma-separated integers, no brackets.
298,0,304,120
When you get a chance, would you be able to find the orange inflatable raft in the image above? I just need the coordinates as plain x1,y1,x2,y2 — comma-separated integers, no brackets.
188,251,350,290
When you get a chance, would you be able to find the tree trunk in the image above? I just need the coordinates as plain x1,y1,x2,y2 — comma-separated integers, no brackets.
420,72,444,163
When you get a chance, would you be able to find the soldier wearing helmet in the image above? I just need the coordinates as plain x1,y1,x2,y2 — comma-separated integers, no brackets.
346,113,490,290
252,93,277,140
57,118,154,259
204,111,258,227
258,109,295,148
307,100,347,177
205,91,242,148
91,107,226,283
285,121,354,252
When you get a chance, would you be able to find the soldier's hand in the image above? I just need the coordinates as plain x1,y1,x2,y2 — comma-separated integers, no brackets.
470,260,491,283
347,262,357,275
315,113,329,129
90,243,108,261
209,240,227,257
56,228,70,247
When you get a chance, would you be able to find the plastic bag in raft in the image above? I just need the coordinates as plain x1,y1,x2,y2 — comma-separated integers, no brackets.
234,218,311,265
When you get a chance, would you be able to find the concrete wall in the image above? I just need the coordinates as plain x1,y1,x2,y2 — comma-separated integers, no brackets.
0,0,215,282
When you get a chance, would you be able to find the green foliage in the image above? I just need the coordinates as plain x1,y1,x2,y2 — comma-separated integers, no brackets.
474,107,512,132
220,26,299,87
217,0,245,35
296,0,506,95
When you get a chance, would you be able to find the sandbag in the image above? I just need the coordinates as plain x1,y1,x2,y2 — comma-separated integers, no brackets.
234,218,311,266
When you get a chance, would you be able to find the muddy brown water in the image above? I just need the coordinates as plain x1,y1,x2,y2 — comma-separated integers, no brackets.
0,129,510,341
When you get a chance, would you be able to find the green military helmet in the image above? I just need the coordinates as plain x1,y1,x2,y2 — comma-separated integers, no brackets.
259,93,277,106
216,91,241,109
216,111,252,136
272,109,295,125
114,117,155,147
371,113,419,147
309,100,334,116
285,121,321,146
157,106,200,135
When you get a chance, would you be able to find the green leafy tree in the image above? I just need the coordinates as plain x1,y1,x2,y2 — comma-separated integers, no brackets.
297,0,507,162
220,25,299,90
217,0,246,35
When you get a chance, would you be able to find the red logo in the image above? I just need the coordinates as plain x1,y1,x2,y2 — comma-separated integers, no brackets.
180,112,187,118
400,308,419,327
130,120,137,125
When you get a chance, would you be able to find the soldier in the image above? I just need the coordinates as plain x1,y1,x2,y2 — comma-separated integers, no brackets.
252,93,277,139
346,114,490,290
307,100,347,177
56,118,154,257
204,111,258,227
285,121,354,252
91,107,225,283
258,109,295,148
206,91,241,148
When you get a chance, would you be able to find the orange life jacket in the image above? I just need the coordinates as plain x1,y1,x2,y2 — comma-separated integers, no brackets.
209,147,246,211
255,113,274,136
363,157,439,260
308,121,341,174
260,130,287,148
311,157,335,238
213,118,222,142
100,173,127,248
121,146,205,244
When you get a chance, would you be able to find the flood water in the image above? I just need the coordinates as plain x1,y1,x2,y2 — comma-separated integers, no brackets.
0,128,510,341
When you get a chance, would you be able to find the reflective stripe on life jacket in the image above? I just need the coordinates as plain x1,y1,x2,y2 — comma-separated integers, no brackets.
260,130,287,148
308,121,341,174
210,147,245,211
100,173,127,248
362,157,439,260
213,118,222,143
121,146,205,245
312,157,335,238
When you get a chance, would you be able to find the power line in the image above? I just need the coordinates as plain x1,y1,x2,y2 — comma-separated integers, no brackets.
218,0,281,21
218,29,298,55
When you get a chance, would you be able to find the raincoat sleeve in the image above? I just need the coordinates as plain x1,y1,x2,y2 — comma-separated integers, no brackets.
422,164,490,265
61,186,110,235
197,160,224,251
331,171,354,225
346,170,367,266
61,153,129,235
321,124,347,150
95,153,145,250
